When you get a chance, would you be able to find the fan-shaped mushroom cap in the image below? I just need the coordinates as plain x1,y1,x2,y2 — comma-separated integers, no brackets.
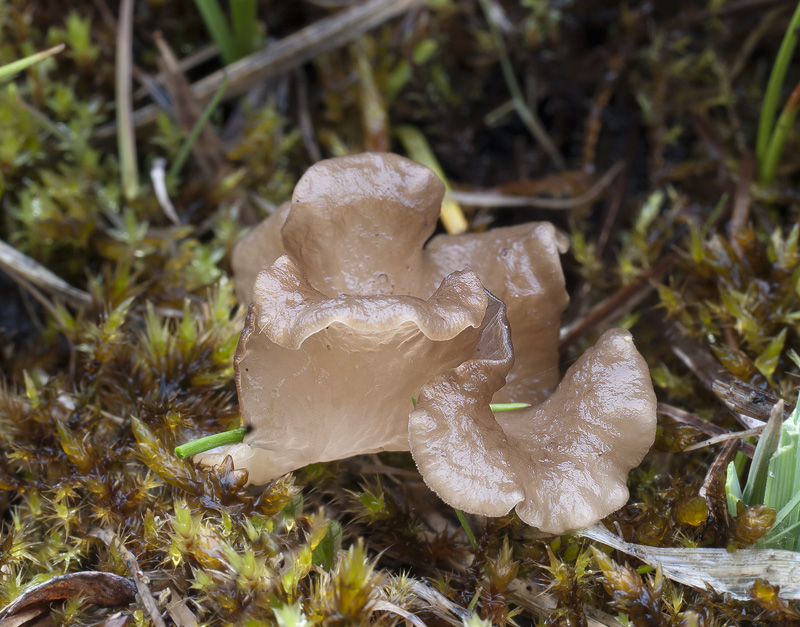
231,152,568,403
199,254,512,484
408,328,657,535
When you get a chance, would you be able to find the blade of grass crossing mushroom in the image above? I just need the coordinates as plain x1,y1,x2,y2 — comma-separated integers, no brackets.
0,44,65,81
117,0,138,201
394,125,468,234
174,427,246,459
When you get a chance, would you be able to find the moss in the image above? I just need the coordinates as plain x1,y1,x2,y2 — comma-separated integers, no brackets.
3,0,800,624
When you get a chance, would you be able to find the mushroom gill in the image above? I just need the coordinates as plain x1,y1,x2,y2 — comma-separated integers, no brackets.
408,328,657,535
198,254,513,485
232,152,568,403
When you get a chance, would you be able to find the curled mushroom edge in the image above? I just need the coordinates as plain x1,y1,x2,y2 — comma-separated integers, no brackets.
204,152,659,535
232,152,570,404
198,254,512,486
409,328,658,535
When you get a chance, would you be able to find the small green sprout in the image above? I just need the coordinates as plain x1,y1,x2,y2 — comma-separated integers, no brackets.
174,427,247,459
0,44,65,82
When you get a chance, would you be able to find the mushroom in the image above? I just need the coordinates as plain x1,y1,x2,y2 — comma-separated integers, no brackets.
408,328,657,535
198,254,513,484
232,153,568,403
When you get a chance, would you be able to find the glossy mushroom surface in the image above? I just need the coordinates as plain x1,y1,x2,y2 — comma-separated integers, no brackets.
232,152,568,403
199,254,512,484
408,328,657,535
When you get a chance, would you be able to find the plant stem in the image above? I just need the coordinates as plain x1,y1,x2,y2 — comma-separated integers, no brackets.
168,75,229,184
116,0,138,201
475,0,565,171
760,79,800,185
175,427,247,460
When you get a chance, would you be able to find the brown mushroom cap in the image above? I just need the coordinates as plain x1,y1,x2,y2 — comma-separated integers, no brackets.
231,153,568,403
408,328,657,535
200,254,512,484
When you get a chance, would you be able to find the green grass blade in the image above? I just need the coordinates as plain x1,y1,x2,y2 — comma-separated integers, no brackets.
168,74,229,183
759,81,800,186
230,0,262,60
725,461,743,517
0,44,65,82
194,0,236,65
762,395,800,550
455,508,478,549
756,0,800,170
742,400,783,506
490,402,532,412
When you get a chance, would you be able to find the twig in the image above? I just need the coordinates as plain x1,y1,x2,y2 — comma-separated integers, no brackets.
729,151,754,261
596,133,635,256
657,402,756,458
0,239,91,307
448,162,624,209
682,425,764,452
91,529,168,627
94,0,426,140
559,252,678,350
712,378,794,423
295,68,321,162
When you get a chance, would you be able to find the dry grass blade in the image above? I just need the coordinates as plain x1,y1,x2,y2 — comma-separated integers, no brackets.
116,0,138,201
581,524,800,600
448,162,625,209
94,0,426,139
91,529,167,627
506,579,623,627
0,239,91,306
681,426,763,452
712,379,794,423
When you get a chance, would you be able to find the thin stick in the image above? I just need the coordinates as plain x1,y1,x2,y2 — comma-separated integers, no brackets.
94,0,425,139
0,239,91,306
448,162,624,210
91,529,168,627
682,426,764,452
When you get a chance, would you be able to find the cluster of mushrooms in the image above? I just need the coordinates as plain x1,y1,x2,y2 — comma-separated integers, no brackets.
200,153,657,535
